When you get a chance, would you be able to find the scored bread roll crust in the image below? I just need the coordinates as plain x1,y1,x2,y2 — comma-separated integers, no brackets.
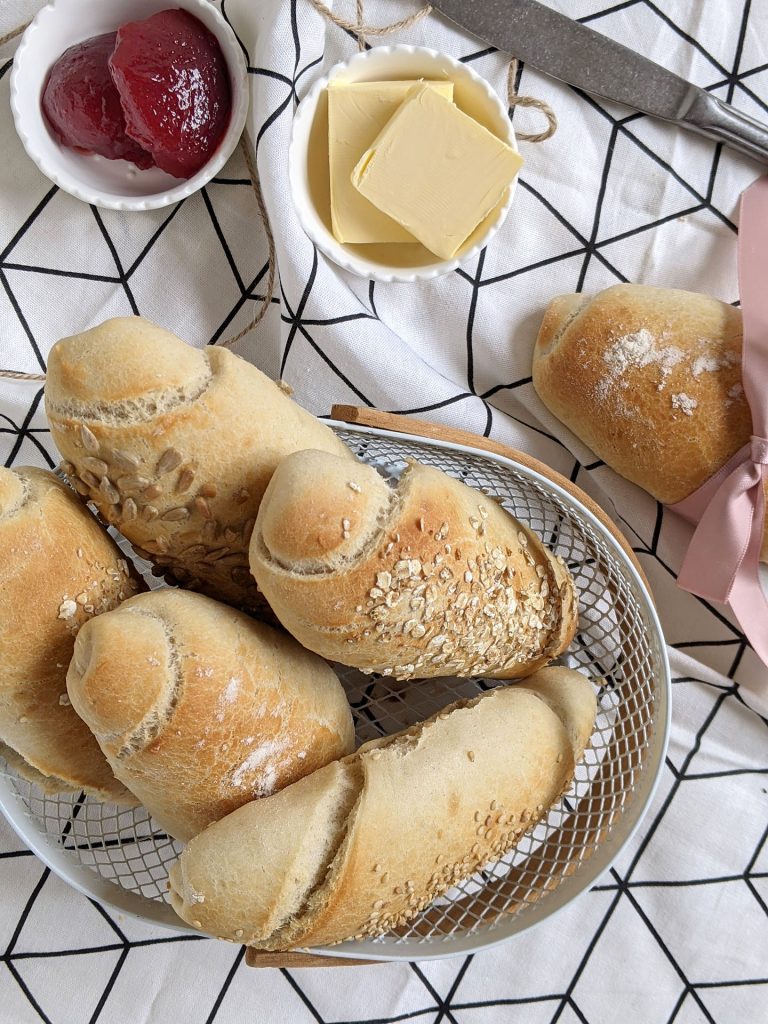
168,667,597,950
0,466,140,801
249,450,578,680
66,589,355,842
532,283,768,561
44,317,353,612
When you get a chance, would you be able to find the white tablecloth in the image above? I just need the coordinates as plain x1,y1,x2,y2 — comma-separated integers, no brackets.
1,1,767,1021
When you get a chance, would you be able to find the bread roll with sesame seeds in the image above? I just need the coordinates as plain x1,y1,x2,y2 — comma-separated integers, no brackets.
0,466,141,802
66,589,355,842
168,667,597,950
532,283,768,562
249,450,578,680
44,316,353,614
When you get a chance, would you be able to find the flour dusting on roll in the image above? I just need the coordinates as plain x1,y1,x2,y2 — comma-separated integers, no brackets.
66,589,355,841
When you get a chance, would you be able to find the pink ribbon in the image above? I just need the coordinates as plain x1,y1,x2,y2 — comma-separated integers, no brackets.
669,176,768,665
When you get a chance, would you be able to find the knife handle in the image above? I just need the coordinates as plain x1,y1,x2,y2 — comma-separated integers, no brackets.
682,90,768,165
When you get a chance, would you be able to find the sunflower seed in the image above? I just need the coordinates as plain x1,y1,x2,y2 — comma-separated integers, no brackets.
72,478,90,496
82,456,108,477
143,483,162,500
199,482,217,498
117,474,150,492
176,468,195,494
157,448,183,475
122,498,137,521
99,477,120,504
111,449,139,472
142,505,159,522
79,425,99,452
80,470,99,489
194,496,212,519
162,507,190,522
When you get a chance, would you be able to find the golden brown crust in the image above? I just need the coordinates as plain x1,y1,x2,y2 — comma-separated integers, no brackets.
533,284,750,504
44,317,353,612
249,451,578,680
67,589,355,841
167,667,597,949
0,466,141,801
533,284,768,562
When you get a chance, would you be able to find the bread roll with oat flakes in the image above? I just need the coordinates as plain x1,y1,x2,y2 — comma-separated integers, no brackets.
168,667,597,950
248,450,577,680
44,316,353,612
532,283,768,561
0,466,140,802
66,589,355,842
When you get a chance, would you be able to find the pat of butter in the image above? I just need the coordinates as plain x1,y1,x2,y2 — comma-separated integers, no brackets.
351,84,523,260
328,80,454,244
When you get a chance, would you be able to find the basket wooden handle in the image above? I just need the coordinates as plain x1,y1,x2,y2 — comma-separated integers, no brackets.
245,949,378,968
331,405,654,601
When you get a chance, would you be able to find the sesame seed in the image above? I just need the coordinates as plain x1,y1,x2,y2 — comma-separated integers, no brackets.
467,751,475,762
347,481,361,492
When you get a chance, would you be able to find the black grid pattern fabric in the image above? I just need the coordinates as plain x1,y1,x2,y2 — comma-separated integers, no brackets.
1,1,767,1021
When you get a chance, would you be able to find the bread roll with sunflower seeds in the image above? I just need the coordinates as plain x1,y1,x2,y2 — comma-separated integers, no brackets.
249,450,577,679
0,466,140,801
44,317,353,613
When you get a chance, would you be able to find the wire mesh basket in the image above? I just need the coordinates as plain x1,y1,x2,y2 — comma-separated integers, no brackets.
0,417,670,962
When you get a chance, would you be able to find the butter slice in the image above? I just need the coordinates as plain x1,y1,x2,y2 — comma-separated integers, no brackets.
328,80,454,244
351,84,523,260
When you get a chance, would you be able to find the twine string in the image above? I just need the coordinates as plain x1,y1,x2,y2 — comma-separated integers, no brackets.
0,20,30,49
0,0,556,379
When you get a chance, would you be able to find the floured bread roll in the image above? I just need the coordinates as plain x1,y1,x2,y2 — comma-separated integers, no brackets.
532,283,767,560
66,589,355,841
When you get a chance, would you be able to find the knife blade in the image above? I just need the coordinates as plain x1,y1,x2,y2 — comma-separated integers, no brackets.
431,0,768,164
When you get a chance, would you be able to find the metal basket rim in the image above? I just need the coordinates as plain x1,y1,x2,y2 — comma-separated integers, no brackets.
0,421,672,961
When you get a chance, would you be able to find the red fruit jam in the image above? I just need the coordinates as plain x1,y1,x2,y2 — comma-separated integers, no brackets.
41,32,155,169
109,9,232,180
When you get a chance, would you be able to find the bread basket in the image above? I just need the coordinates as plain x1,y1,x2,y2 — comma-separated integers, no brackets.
0,407,670,965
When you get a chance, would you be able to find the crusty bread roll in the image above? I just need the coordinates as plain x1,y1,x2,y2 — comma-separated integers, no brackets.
248,450,578,679
168,666,597,949
44,317,353,612
66,589,355,841
0,466,140,801
532,283,767,561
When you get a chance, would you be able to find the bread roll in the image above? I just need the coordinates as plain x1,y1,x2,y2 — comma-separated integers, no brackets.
44,317,353,612
0,466,140,801
168,667,597,949
66,589,355,841
248,450,578,679
532,283,767,560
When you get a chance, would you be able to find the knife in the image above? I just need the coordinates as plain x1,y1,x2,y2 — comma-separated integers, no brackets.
431,0,768,164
